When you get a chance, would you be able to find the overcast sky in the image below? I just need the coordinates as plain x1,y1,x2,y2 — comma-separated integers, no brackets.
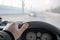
0,0,60,11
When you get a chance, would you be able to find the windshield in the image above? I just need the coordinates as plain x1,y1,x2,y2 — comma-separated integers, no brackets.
0,0,60,14
0,0,60,28
0,0,60,22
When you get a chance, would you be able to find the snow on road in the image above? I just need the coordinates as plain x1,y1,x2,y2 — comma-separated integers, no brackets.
0,12,60,29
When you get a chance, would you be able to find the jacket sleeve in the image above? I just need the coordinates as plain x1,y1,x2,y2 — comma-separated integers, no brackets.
0,30,15,40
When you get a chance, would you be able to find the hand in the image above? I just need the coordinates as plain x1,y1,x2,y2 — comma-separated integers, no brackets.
3,22,29,40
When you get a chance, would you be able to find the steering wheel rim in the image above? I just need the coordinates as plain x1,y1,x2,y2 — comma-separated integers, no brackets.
18,21,60,40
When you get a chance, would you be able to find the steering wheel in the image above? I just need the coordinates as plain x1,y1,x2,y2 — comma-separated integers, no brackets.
18,21,60,40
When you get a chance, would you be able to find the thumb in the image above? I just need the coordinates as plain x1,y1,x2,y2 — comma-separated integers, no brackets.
19,23,29,32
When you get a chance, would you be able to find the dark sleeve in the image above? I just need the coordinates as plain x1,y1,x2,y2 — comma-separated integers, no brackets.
0,30,15,40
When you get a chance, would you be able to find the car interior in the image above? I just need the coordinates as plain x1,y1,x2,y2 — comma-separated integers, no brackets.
0,0,60,40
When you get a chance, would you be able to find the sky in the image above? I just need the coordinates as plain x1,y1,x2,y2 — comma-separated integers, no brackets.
25,0,60,11
0,0,22,8
0,0,60,11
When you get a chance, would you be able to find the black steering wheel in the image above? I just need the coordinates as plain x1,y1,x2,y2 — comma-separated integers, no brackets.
18,21,60,40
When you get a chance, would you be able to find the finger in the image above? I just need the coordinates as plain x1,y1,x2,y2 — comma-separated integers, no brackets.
14,22,19,27
3,23,13,30
19,23,29,32
12,22,19,30
8,22,19,27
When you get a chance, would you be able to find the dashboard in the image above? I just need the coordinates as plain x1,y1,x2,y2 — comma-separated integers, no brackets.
0,21,60,40
18,21,60,40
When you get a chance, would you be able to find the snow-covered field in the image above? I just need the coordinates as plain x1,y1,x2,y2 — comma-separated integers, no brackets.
0,12,60,29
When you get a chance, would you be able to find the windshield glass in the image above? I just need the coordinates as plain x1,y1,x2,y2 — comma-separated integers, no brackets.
0,0,22,14
0,0,60,14
0,0,60,22
0,0,60,34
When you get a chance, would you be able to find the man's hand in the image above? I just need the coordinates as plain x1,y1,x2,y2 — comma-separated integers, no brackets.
3,22,29,40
